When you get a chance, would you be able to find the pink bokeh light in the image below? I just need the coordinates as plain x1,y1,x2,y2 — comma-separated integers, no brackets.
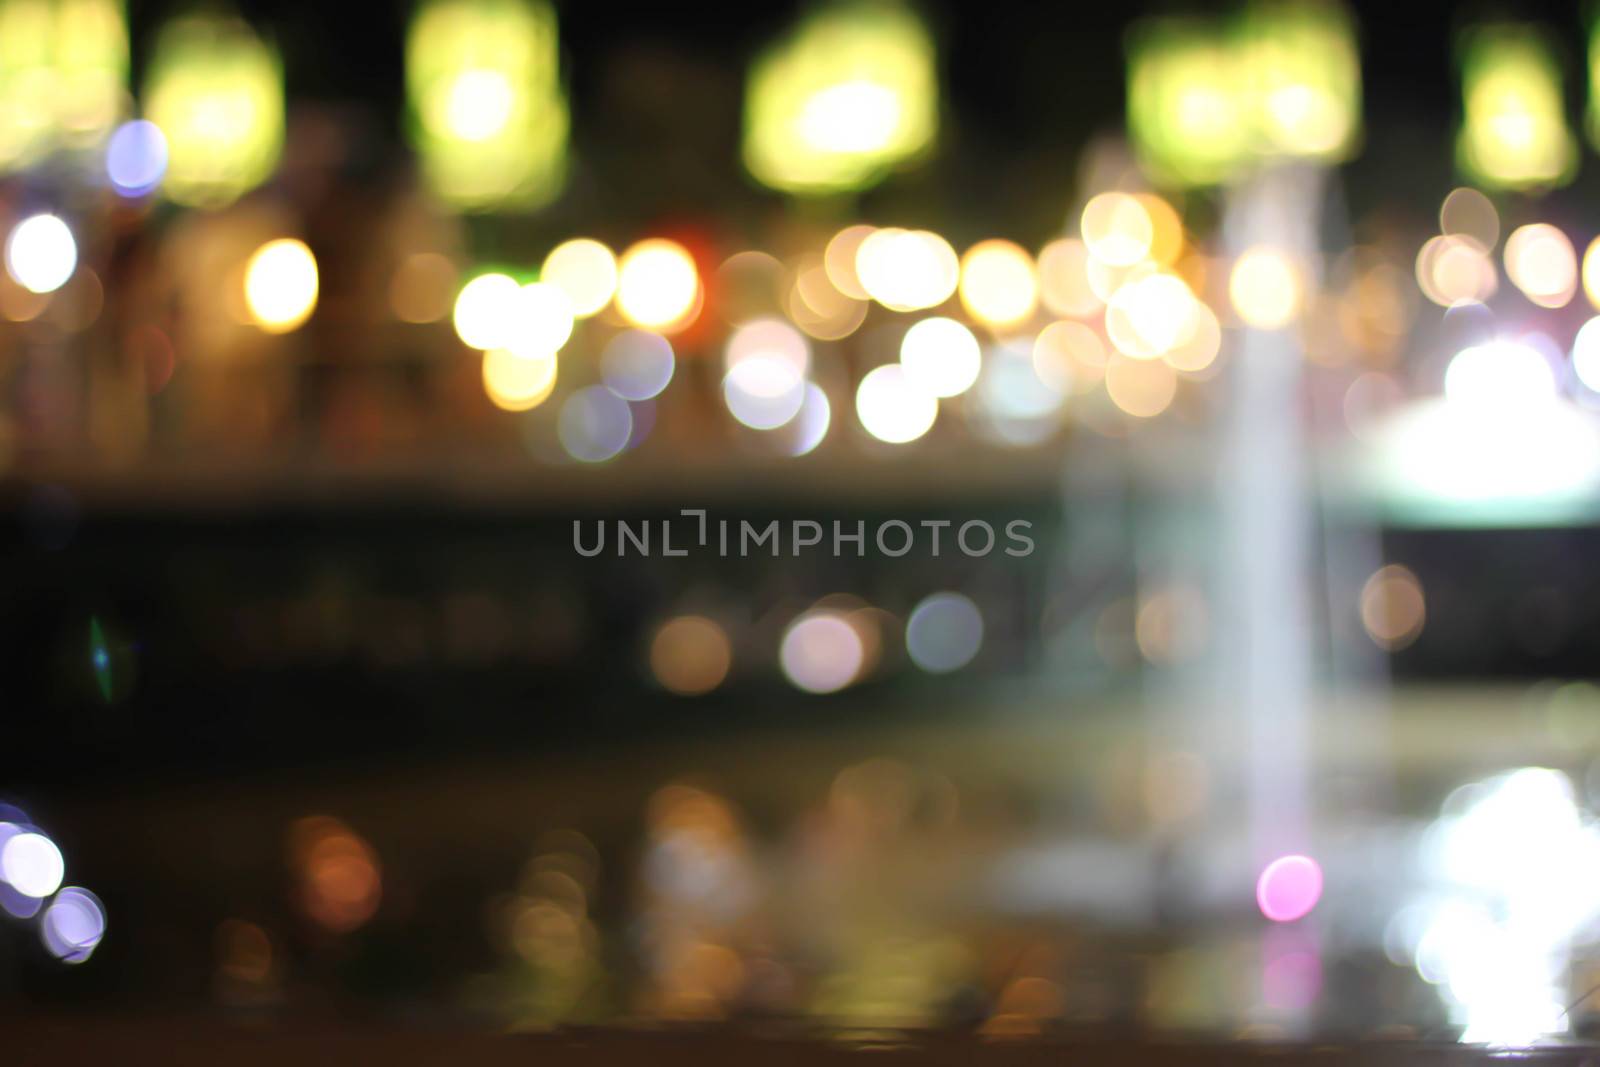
1255,854,1323,923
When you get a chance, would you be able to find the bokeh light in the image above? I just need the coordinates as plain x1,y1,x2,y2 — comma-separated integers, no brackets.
4,214,76,294
616,239,700,332
243,238,318,334
650,615,732,696
855,363,937,444
958,239,1038,327
601,330,675,401
779,610,864,694
855,227,959,312
743,2,937,194
559,386,633,463
1503,223,1576,309
144,14,285,208
1415,235,1497,307
1457,24,1575,191
723,318,809,430
0,0,127,174
1444,338,1556,409
1229,247,1301,329
899,316,980,398
782,382,832,456
453,272,521,350
105,120,169,197
905,592,983,673
0,831,64,898
1082,193,1154,267
1572,317,1600,393
406,0,569,210
824,224,875,300
1126,18,1249,187
1105,352,1178,418
542,238,617,318
482,347,558,412
1105,272,1200,359
290,816,381,933
508,281,575,356
974,342,1066,445
1360,563,1426,650
1439,186,1500,250
1032,319,1107,393
1256,854,1323,923
40,886,105,964
1037,238,1102,318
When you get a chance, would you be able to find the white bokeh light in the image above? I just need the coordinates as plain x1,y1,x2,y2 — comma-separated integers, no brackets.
5,214,77,295
0,831,64,899
855,364,937,444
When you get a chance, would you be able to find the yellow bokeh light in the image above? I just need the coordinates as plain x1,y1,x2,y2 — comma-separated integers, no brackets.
958,239,1038,327
1105,352,1178,418
452,272,521,350
1583,237,1600,312
482,346,557,412
743,2,937,195
1082,193,1154,267
616,238,700,332
1032,319,1106,394
0,0,128,173
787,254,866,340
1229,247,1301,329
145,14,284,208
1457,25,1575,191
1136,194,1185,266
1414,234,1497,308
406,0,568,211
243,238,317,333
1037,238,1101,319
541,238,617,318
855,228,958,312
1105,272,1199,360
1503,222,1576,309
1163,301,1222,373
824,224,874,300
